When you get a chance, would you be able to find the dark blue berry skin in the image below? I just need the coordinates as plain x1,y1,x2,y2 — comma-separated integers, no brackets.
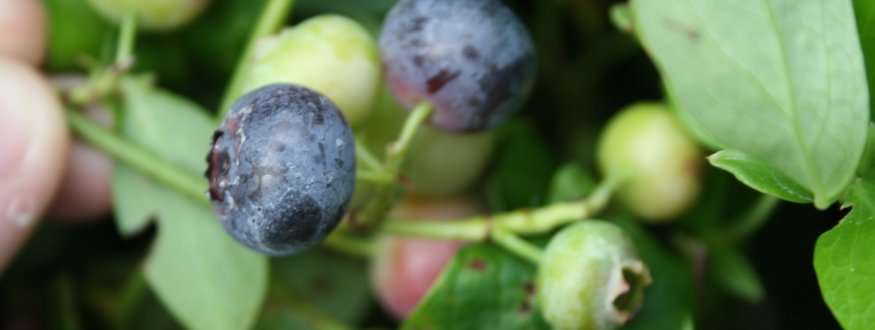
207,84,356,256
379,0,536,133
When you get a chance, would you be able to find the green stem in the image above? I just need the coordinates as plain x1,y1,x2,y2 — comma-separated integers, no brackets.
355,139,383,171
382,217,486,241
66,110,209,205
69,15,138,106
381,174,622,241
356,169,393,184
354,102,434,229
115,15,137,65
322,232,375,258
217,0,295,118
491,226,543,264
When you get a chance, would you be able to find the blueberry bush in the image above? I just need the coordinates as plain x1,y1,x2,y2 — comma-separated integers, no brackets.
2,0,873,329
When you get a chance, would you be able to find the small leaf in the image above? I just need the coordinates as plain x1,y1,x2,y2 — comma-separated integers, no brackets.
814,175,875,330
709,150,812,204
112,77,268,330
546,163,597,203
709,243,764,304
632,0,869,208
402,244,549,330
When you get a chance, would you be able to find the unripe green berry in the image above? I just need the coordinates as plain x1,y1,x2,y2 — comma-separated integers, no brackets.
403,126,496,195
597,102,702,222
240,15,380,126
86,0,211,31
538,221,651,330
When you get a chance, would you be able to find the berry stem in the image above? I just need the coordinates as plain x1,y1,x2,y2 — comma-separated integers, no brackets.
356,170,393,184
217,0,296,118
68,15,138,106
490,226,543,264
114,14,137,66
66,109,210,205
322,232,376,258
354,101,434,229
355,139,383,171
378,174,624,241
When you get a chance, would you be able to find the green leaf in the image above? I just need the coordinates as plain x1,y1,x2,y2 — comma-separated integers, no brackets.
488,120,558,210
854,0,875,119
631,0,869,208
112,77,268,330
269,249,372,324
402,244,550,330
814,175,875,330
708,150,812,203
256,249,368,330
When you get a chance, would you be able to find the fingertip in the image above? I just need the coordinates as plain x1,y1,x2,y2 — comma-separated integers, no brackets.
0,0,47,66
48,140,113,222
0,57,68,272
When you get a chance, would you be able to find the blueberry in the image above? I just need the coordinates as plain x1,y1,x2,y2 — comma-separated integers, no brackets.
207,84,356,256
379,0,537,132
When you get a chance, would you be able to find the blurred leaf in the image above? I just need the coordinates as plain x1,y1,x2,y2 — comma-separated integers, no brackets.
267,249,371,324
632,0,869,208
814,175,875,330
183,0,266,76
112,77,268,330
709,243,764,304
296,0,396,35
489,120,557,210
854,0,875,119
546,163,597,203
44,0,113,70
609,3,633,34
403,244,549,330
614,217,694,330
257,301,351,330
709,150,812,204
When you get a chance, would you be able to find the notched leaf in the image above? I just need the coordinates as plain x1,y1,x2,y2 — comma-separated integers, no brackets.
112,77,267,330
814,175,875,330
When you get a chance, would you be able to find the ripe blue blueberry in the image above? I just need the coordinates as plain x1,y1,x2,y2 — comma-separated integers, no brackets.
379,0,536,132
207,84,356,256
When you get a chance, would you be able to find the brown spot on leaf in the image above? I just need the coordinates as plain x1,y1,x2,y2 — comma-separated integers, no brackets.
519,281,536,314
468,258,487,271
663,19,699,42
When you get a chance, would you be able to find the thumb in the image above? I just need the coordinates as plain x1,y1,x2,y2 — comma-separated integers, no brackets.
0,57,68,273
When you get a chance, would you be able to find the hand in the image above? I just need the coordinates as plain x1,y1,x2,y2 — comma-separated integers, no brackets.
0,0,112,273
